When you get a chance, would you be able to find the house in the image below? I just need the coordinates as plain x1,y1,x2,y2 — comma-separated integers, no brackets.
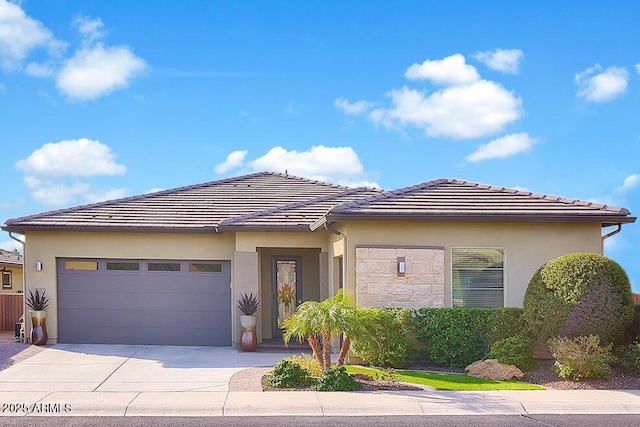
0,248,24,332
1,172,635,346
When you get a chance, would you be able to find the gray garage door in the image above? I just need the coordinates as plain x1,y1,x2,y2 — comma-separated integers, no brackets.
57,259,231,346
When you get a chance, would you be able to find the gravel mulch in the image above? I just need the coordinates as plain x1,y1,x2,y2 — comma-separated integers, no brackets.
524,360,640,390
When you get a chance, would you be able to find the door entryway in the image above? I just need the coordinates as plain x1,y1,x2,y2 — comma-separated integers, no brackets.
272,256,302,337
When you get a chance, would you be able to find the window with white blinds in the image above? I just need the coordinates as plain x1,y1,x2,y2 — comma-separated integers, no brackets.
452,248,504,308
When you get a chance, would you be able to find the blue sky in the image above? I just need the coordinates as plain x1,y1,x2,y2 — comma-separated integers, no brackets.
1,0,638,291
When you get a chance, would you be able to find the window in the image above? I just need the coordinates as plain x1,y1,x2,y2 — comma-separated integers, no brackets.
107,262,140,271
148,262,181,272
188,263,222,273
452,248,504,307
2,271,11,289
65,261,99,271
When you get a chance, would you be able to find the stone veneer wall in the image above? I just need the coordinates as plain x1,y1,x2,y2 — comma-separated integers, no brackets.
355,247,445,309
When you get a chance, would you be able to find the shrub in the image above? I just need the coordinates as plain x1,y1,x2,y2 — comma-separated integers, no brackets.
312,366,362,391
285,353,322,378
622,305,640,345
618,344,640,376
410,307,496,368
549,335,616,380
489,335,537,371
264,359,312,388
491,307,533,344
351,308,415,368
523,253,634,344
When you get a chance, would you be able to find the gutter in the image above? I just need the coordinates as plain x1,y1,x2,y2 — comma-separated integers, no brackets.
602,224,622,241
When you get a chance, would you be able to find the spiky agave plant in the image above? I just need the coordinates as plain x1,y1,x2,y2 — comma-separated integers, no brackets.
26,288,50,311
237,292,260,316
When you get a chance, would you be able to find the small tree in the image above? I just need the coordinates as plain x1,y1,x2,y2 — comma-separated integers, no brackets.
283,291,373,372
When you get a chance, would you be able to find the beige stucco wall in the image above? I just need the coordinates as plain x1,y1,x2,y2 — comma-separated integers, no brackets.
342,221,603,308
22,230,236,344
1,266,23,294
356,247,445,309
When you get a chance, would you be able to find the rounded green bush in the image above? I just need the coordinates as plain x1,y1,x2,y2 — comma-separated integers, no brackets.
265,359,312,388
489,335,537,371
523,253,633,344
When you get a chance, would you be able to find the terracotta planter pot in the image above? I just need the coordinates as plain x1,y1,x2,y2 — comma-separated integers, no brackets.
240,315,258,352
29,310,48,346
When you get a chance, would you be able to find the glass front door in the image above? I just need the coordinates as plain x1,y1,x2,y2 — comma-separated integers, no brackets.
273,257,302,336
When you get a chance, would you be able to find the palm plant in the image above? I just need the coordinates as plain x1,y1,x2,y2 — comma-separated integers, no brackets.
283,291,376,372
26,288,50,311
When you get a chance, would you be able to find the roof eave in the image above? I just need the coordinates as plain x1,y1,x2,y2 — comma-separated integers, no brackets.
325,213,637,225
217,224,315,232
1,225,223,234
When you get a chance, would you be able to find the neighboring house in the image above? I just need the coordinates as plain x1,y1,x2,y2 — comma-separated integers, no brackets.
1,172,635,346
0,248,24,331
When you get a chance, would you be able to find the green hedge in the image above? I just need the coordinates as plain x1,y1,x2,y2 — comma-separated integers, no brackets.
351,308,415,368
410,307,497,368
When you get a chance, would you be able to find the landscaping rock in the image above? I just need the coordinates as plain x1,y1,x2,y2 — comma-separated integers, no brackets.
465,359,525,381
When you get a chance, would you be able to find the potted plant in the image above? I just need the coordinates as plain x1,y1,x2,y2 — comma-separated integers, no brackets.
26,288,50,346
237,292,260,352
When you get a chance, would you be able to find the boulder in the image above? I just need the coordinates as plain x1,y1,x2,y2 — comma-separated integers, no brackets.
465,359,525,381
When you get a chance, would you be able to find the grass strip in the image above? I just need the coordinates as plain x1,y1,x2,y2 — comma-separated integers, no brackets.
346,365,545,391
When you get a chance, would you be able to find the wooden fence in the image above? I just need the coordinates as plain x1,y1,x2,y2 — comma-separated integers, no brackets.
0,294,23,331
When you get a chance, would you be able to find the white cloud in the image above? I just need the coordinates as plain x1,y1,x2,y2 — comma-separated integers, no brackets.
0,0,65,70
615,173,640,193
247,146,364,181
339,54,524,140
74,16,105,44
214,150,248,174
222,145,377,187
333,98,374,115
0,239,22,253
370,81,522,139
405,54,480,86
56,44,147,101
636,64,640,74
25,61,55,77
575,65,629,102
466,133,536,162
16,138,126,178
23,176,91,206
473,48,523,74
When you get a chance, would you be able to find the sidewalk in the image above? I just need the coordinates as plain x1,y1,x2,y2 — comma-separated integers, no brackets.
1,335,640,417
2,389,640,417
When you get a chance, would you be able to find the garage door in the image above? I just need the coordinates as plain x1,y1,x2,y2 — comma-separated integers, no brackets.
57,259,231,346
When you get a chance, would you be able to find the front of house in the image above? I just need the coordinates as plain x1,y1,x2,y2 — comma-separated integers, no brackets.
2,172,635,346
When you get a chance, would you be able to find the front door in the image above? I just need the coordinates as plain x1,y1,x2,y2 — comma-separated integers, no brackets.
272,256,302,337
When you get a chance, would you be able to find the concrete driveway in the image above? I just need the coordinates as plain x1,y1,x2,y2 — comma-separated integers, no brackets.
0,343,290,392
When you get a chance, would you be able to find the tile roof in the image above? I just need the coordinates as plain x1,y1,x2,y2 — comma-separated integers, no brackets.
2,172,381,233
327,179,635,226
2,175,634,234
0,249,23,266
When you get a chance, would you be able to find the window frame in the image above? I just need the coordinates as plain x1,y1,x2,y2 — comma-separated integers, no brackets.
451,247,505,308
2,271,11,289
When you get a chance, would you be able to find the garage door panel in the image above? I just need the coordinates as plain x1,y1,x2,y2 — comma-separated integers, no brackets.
57,259,232,346
59,307,230,329
60,325,231,346
58,291,231,312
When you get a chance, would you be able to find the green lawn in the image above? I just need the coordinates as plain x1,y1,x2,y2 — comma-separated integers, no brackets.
345,365,545,391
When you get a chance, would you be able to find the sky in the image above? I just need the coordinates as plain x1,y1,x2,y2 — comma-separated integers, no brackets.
1,0,638,291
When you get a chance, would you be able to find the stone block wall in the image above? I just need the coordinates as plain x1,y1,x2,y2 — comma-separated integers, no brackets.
355,247,445,309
